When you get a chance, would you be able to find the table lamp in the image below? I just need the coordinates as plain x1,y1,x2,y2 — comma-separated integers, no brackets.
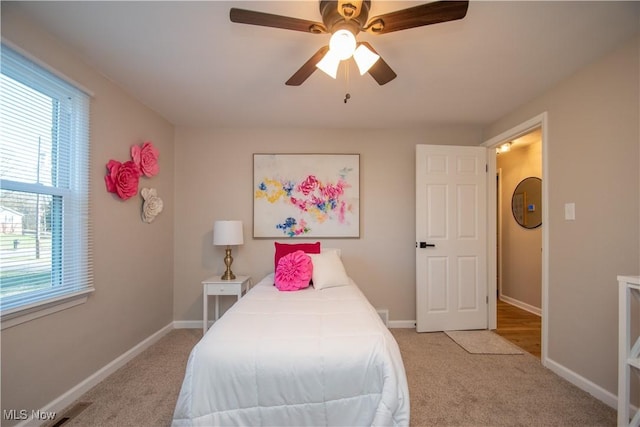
213,220,244,280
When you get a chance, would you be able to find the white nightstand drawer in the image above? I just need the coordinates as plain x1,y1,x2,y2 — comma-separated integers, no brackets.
202,275,251,335
205,283,241,295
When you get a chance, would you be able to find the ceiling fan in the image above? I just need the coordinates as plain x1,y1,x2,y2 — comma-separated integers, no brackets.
229,0,469,86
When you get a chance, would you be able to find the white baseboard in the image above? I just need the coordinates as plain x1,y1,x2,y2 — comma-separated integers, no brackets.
500,294,542,316
544,357,618,410
174,320,217,330
173,320,203,329
388,320,416,328
17,323,173,427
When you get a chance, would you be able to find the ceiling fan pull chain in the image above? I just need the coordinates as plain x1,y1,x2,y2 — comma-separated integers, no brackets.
344,61,351,104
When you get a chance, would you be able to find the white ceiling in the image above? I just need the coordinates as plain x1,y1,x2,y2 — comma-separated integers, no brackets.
5,1,639,129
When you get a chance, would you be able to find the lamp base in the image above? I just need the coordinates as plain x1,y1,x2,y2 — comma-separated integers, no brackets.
220,271,236,280
221,246,236,280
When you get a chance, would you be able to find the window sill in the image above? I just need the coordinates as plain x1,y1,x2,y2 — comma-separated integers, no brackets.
1,287,95,330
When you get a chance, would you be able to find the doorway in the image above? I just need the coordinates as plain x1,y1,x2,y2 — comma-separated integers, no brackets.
496,130,542,357
483,112,548,364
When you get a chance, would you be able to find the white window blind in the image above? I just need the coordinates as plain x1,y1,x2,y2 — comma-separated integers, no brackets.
0,44,93,326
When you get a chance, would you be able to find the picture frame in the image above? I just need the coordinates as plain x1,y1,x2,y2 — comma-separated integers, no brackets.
253,153,360,238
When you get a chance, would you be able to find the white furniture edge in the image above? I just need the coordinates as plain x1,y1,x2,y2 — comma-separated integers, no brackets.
617,275,640,427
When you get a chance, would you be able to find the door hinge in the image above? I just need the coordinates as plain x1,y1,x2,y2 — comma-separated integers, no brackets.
486,295,489,304
486,164,488,172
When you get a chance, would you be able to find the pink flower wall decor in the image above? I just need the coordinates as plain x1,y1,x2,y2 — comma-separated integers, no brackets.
105,140,161,202
131,141,159,177
105,160,140,200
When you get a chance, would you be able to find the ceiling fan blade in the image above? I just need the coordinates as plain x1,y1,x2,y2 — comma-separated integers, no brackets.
230,8,328,34
286,46,330,86
364,1,468,34
359,42,396,85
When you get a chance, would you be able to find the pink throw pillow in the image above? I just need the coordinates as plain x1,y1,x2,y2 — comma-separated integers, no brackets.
274,250,313,292
274,241,320,271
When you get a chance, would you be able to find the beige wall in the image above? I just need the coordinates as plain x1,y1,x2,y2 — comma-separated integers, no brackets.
1,8,175,421
173,127,482,323
484,35,640,396
497,140,542,309
2,2,638,418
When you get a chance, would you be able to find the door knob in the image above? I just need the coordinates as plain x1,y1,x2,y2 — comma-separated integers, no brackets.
417,242,436,248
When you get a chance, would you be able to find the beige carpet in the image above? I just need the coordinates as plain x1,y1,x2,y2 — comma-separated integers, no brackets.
444,330,524,354
51,328,616,427
48,328,202,427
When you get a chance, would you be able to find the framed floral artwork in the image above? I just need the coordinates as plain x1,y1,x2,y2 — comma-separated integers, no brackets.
253,154,360,238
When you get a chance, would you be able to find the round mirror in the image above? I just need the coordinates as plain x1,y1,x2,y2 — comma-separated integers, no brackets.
511,177,542,229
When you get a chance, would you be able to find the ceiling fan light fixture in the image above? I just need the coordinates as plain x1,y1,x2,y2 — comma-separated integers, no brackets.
329,29,356,60
231,1,470,87
353,44,380,75
316,50,341,79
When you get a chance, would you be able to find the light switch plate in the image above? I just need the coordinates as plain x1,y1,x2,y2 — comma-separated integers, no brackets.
564,203,575,220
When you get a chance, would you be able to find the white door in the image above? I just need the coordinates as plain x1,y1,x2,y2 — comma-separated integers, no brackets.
416,144,487,332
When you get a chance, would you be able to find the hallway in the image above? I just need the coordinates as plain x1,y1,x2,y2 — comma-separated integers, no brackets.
495,299,541,359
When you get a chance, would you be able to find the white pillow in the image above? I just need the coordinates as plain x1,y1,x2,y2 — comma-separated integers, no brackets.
308,250,350,290
321,247,341,258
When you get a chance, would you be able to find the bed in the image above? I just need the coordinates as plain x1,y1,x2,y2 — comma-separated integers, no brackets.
172,250,410,426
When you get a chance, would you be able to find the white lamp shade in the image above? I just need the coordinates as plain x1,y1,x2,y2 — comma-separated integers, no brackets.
316,50,341,79
353,44,380,75
329,29,356,60
213,220,244,246
318,32,378,79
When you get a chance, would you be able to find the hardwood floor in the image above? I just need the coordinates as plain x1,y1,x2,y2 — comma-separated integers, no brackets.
495,299,542,359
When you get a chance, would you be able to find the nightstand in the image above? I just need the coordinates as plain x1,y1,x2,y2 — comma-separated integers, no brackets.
202,275,251,334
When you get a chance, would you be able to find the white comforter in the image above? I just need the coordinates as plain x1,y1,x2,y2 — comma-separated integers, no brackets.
172,274,410,426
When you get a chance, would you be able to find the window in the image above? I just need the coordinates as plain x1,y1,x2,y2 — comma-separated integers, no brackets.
0,44,93,328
